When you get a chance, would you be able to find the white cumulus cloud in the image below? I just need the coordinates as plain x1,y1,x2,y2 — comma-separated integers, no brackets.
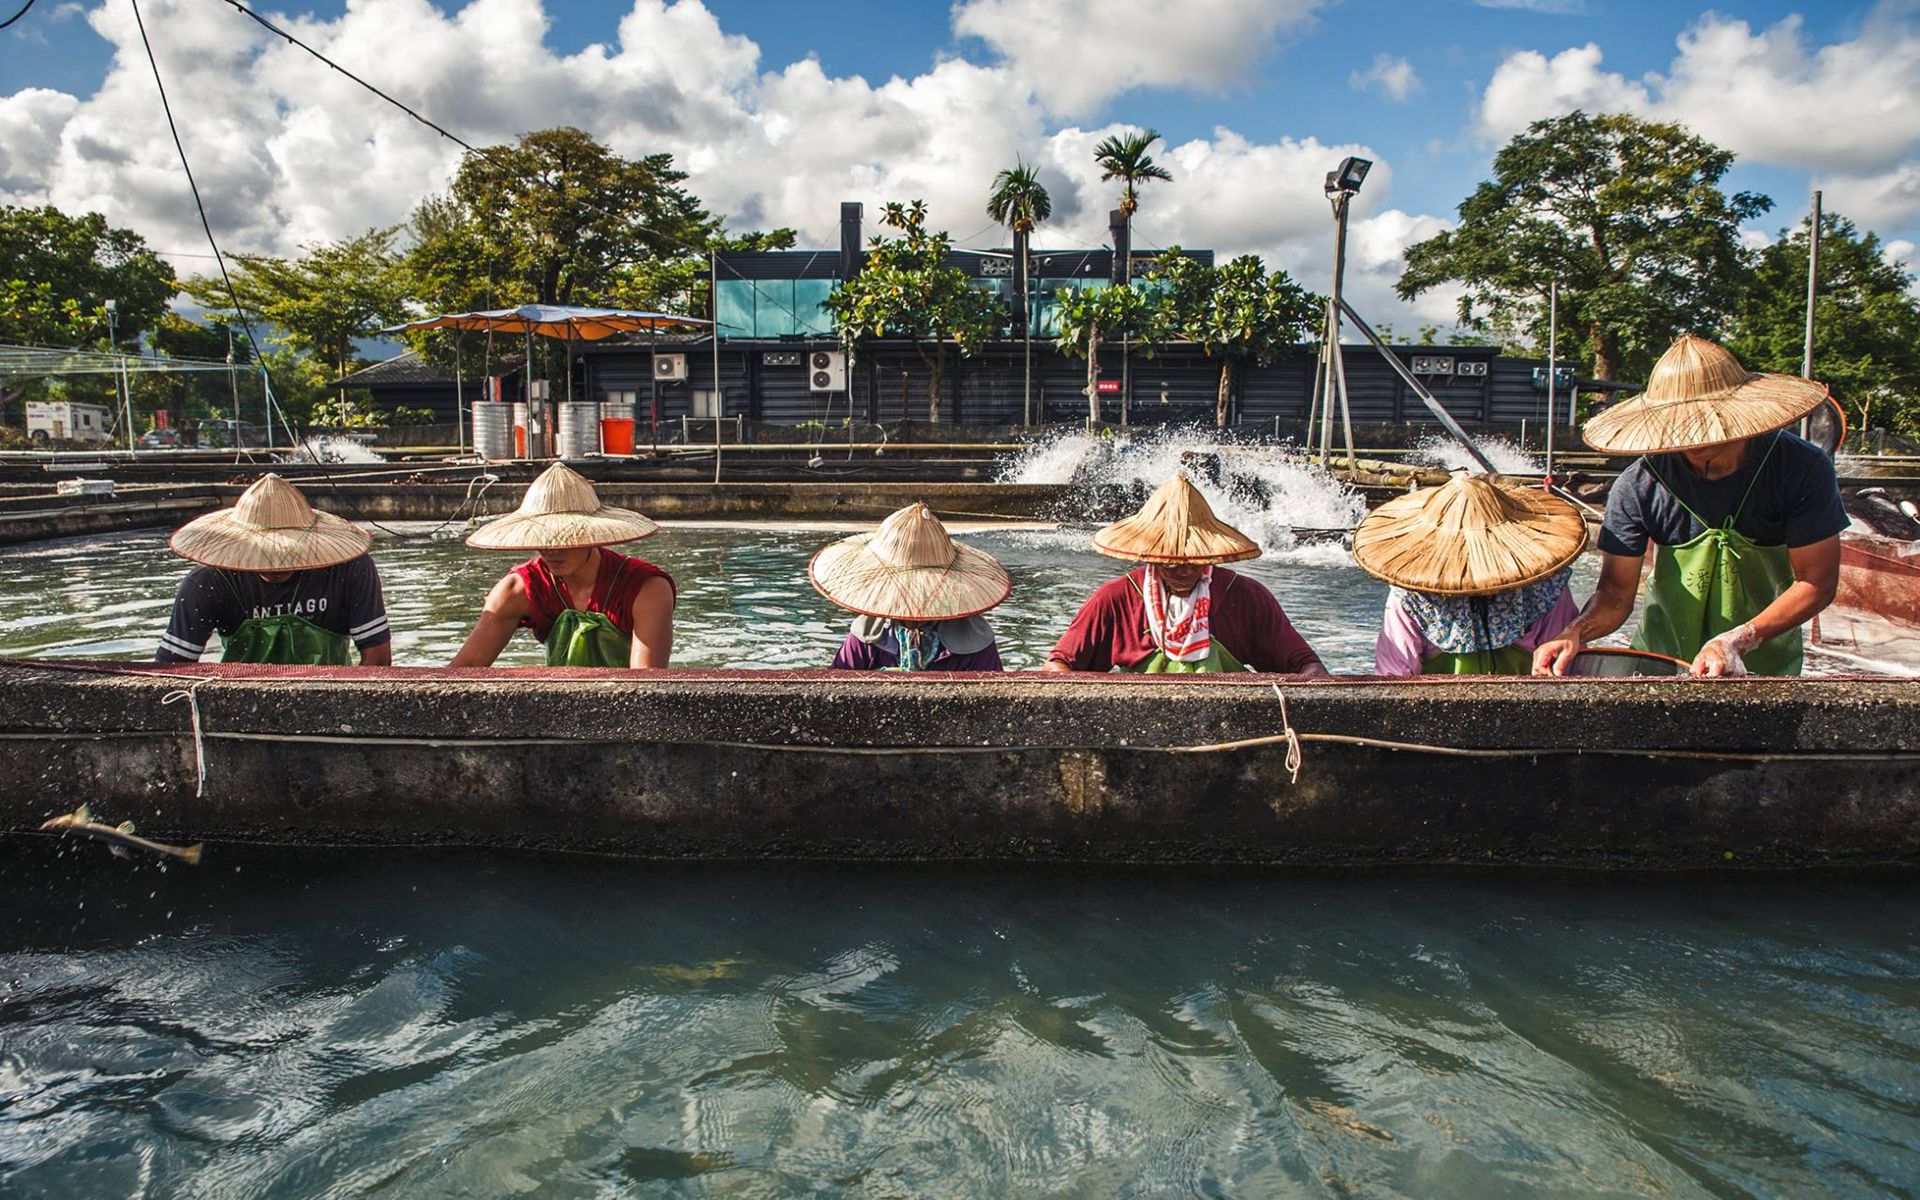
0,0,1457,325
952,0,1321,118
1349,53,1421,101
1475,9,1920,229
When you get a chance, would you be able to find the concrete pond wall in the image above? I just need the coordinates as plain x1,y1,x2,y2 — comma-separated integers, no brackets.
2,662,1915,868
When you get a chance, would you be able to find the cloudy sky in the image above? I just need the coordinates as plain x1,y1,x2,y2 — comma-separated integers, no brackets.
1,0,1915,325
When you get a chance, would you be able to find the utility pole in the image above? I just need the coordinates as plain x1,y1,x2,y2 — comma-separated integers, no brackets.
1544,280,1558,487
1800,189,1822,443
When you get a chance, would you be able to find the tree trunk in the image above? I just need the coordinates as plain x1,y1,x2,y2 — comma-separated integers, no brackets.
1589,324,1619,382
1085,318,1102,429
921,341,943,426
1216,357,1233,429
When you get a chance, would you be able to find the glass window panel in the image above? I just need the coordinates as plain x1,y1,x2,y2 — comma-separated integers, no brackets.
792,279,835,335
716,280,755,341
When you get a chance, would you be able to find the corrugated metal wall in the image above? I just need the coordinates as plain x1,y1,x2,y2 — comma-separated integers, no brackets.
578,340,1583,434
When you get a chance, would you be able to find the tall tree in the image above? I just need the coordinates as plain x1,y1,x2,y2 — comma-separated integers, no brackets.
1093,128,1172,279
1397,111,1770,382
824,201,1002,426
1728,211,1920,439
1055,283,1159,428
1153,250,1320,428
987,161,1052,422
185,227,409,408
0,205,175,347
411,128,719,313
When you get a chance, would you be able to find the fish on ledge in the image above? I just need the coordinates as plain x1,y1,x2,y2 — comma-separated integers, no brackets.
40,806,203,866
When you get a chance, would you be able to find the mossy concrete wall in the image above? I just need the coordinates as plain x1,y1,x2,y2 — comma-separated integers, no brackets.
2,662,1915,868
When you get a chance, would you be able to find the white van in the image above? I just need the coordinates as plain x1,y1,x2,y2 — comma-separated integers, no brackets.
26,400,114,445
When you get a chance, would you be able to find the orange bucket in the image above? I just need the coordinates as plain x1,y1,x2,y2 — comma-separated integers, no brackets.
599,417,635,456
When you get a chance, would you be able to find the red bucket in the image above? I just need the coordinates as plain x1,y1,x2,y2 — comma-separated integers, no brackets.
599,418,635,456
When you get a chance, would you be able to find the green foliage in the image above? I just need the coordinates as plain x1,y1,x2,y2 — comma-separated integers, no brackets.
823,201,1003,423
1727,212,1920,439
184,227,408,387
0,205,175,347
1151,250,1319,426
1052,283,1162,427
986,163,1052,235
1092,130,1172,218
1397,111,1770,382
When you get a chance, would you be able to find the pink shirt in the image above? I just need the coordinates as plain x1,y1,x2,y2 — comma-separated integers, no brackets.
1373,587,1580,677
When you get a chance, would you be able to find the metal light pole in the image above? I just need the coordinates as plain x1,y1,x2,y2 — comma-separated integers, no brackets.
1319,157,1369,469
105,299,133,451
1800,189,1822,442
1544,280,1558,487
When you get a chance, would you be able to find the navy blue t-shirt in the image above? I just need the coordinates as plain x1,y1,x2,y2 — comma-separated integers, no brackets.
1597,431,1848,557
157,555,390,662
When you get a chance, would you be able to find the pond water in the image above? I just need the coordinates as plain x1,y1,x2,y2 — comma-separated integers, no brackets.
2,853,1916,1197
0,523,1532,673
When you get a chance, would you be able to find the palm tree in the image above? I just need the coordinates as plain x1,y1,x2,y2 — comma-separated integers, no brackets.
986,162,1052,425
1093,129,1171,423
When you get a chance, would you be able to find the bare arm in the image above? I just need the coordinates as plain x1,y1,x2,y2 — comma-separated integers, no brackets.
628,575,675,669
1693,535,1841,677
449,574,530,668
1532,552,1644,676
358,642,392,667
1041,659,1074,673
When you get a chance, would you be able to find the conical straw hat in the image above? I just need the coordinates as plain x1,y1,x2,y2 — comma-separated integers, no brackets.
1353,474,1587,596
1583,334,1829,455
170,473,372,572
1091,475,1260,564
466,463,659,550
808,503,1011,621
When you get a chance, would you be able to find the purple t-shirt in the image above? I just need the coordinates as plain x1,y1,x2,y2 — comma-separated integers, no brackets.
829,632,1003,672
1373,587,1579,676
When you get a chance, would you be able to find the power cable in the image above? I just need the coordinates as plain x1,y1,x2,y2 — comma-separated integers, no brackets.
132,0,404,535
0,0,36,30
212,0,477,152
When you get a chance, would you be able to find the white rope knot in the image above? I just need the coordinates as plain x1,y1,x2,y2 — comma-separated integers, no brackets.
160,680,212,798
1270,682,1303,784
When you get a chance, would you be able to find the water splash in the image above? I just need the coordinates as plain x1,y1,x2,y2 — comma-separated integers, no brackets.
997,428,1366,550
1408,433,1541,475
278,435,384,465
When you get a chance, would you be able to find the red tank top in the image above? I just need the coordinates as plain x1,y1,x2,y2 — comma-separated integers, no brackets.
511,550,674,642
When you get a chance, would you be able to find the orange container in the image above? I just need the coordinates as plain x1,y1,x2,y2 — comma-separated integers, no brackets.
599,417,635,456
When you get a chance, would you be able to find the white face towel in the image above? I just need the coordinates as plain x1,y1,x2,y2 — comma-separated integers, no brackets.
1142,566,1213,662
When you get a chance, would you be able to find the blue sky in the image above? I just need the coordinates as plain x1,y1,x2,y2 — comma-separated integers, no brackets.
1,0,1913,323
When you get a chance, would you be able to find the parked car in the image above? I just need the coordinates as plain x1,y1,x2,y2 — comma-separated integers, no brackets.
198,419,269,448
138,428,183,449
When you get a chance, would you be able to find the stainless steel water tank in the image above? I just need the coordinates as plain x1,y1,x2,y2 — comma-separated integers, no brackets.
556,401,604,459
472,403,513,461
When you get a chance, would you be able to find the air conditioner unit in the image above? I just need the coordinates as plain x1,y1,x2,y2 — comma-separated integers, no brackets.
1410,355,1454,375
655,353,689,382
808,349,847,392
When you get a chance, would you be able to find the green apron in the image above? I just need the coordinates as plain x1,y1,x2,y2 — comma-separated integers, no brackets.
1420,645,1534,676
544,607,632,668
220,614,351,665
1132,641,1247,674
1633,438,1802,675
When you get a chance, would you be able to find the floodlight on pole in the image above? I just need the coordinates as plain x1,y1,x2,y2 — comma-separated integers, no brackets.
1324,156,1372,197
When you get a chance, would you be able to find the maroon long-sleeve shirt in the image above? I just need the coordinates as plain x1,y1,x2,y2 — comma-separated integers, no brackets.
1046,567,1325,674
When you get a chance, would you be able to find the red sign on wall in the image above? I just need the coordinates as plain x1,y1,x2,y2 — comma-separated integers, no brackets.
1095,380,1122,394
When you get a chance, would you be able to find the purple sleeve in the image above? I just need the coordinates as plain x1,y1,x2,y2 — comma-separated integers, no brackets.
1515,586,1580,651
830,634,886,670
1373,592,1430,677
939,642,1003,672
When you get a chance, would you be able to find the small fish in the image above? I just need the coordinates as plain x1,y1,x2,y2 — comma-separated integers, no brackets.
39,805,203,866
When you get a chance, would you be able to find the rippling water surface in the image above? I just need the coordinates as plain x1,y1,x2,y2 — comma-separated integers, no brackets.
0,523,1450,672
1,855,1916,1197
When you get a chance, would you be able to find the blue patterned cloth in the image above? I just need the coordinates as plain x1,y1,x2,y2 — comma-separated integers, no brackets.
1395,568,1574,655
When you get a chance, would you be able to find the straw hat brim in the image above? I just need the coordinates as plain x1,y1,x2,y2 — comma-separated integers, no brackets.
465,506,659,550
1583,373,1829,455
808,536,1012,621
170,507,372,572
1353,487,1587,596
1090,517,1261,565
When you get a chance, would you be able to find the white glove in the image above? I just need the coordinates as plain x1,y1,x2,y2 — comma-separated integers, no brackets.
1694,622,1761,678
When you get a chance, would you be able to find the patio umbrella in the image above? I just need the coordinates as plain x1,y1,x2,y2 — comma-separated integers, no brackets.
383,305,714,453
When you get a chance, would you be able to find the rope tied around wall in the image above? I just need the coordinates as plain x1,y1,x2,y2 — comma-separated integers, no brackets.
1270,682,1304,784
159,678,216,797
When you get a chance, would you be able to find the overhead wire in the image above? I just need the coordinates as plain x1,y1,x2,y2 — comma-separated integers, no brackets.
0,0,36,30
